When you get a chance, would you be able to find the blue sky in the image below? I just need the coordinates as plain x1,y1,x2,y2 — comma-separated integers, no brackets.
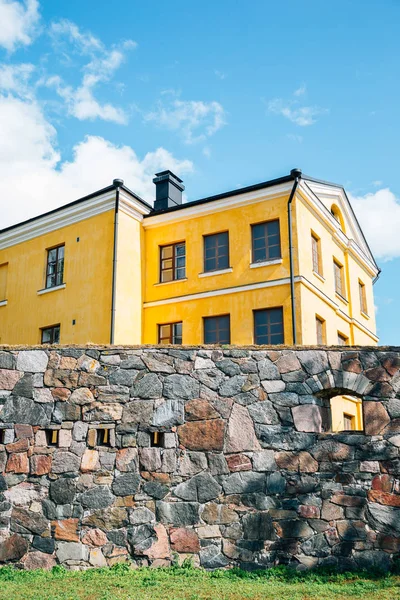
0,0,399,343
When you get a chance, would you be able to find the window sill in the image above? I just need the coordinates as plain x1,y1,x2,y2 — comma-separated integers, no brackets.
154,278,188,287
336,293,348,305
250,259,282,269
361,311,370,320
37,284,66,295
199,268,233,278
312,271,325,283
0,300,7,307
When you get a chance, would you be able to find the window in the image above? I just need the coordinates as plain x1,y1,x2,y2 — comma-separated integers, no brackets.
311,234,322,275
204,232,229,272
41,325,60,344
45,429,59,446
158,322,183,344
160,243,186,283
204,315,230,344
96,428,112,447
46,245,64,289
0,263,8,301
333,260,345,298
251,220,281,263
254,307,284,345
151,431,164,447
316,316,326,345
359,280,368,314
343,413,355,430
337,332,348,346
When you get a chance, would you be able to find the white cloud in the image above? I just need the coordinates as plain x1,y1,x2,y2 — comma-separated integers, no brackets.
0,63,35,96
349,188,400,261
0,94,193,229
0,0,40,52
294,83,306,97
46,20,136,124
144,98,226,144
268,87,328,127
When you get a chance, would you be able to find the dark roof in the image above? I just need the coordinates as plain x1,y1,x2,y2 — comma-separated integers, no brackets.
0,183,152,235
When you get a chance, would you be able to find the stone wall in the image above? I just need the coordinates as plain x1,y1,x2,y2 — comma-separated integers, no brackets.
0,345,399,571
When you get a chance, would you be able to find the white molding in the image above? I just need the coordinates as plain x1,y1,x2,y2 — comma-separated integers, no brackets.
144,276,293,308
37,284,66,296
312,271,325,283
250,259,282,269
199,268,233,278
154,278,188,287
0,300,7,307
0,189,151,250
143,183,293,228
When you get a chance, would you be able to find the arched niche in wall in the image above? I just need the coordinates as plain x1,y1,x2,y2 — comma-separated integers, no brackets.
315,388,364,433
330,203,346,233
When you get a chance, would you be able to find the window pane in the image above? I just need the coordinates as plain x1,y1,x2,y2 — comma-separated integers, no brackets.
162,246,173,259
254,308,283,345
204,233,229,272
204,315,230,344
48,249,57,262
161,270,173,283
54,326,60,344
252,220,281,263
42,329,51,343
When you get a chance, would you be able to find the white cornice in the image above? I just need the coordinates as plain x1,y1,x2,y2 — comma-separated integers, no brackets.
0,192,116,251
0,189,151,251
143,183,293,228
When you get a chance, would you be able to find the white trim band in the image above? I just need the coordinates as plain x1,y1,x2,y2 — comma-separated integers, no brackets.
199,268,233,278
0,300,7,307
37,284,66,296
250,259,282,269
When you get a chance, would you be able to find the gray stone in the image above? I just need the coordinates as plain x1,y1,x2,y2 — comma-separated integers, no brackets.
143,481,169,499
11,507,49,535
266,472,286,494
367,503,400,535
97,385,129,403
128,524,156,553
156,501,199,526
261,380,285,393
219,375,246,397
388,398,400,418
1,396,52,426
297,350,329,375
49,478,76,505
139,448,162,472
252,450,277,472
163,375,200,400
248,401,279,425
193,369,225,391
354,550,390,572
152,399,184,427
120,356,146,370
0,352,15,370
200,544,229,569
12,374,33,398
69,388,94,406
215,359,241,376
32,536,55,554
132,373,162,399
72,422,88,442
56,542,89,563
130,507,155,524
207,453,229,475
255,426,315,451
269,392,299,407
142,354,175,373
258,358,280,380
178,452,208,476
79,486,114,509
112,473,141,496
122,400,154,425
52,451,81,474
242,512,275,540
109,370,138,386
174,473,221,503
107,529,127,547
222,472,265,495
16,350,48,373
276,519,314,538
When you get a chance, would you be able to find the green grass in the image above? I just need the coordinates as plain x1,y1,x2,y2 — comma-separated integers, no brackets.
0,563,399,600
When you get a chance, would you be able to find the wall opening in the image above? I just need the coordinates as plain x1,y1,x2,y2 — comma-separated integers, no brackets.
316,389,364,433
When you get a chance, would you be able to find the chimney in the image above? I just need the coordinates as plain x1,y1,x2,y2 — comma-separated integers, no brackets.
153,170,184,211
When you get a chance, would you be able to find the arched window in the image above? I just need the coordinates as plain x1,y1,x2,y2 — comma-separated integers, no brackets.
330,204,345,232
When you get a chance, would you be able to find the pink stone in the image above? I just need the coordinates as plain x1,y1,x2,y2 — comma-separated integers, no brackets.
116,448,138,472
82,528,108,547
226,454,252,472
170,528,200,553
30,455,52,476
178,420,225,451
225,404,260,453
0,369,22,390
14,424,33,439
363,401,390,435
6,452,29,473
144,524,170,559
372,474,393,492
292,404,323,433
22,551,56,570
81,449,100,472
298,505,320,519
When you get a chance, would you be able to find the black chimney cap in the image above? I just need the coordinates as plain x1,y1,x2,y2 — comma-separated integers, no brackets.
153,170,184,190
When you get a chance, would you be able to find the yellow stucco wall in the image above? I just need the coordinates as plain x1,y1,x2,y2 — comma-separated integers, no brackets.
331,395,363,431
0,210,114,345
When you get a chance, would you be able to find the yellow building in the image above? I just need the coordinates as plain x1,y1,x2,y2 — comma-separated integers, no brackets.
0,168,379,350
0,168,380,430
